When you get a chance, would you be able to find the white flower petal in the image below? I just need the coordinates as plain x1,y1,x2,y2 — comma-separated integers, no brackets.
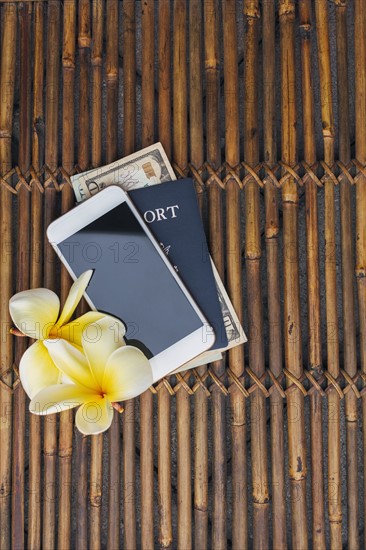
19,341,61,399
60,373,76,385
52,311,111,348
102,346,153,402
29,384,96,415
82,316,126,386
75,397,114,435
9,288,60,339
43,338,100,391
56,270,93,328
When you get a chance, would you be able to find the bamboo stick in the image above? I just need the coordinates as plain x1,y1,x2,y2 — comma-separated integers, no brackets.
189,0,203,172
89,3,104,548
157,2,173,547
173,2,193,548
57,2,77,548
43,2,61,548
89,434,103,550
28,4,44,548
355,2,366,370
262,2,287,548
330,4,351,532
123,0,136,157
78,0,91,171
279,1,308,547
243,2,269,547
139,3,156,548
158,0,171,159
139,391,154,549
105,3,121,549
298,2,326,548
62,0,76,176
107,413,121,548
157,386,172,549
57,402,74,547
316,3,345,549
44,0,60,174
106,0,118,164
142,0,154,147
188,2,209,548
76,432,89,549
354,3,366,550
122,5,137,546
30,0,44,184
0,3,17,548
173,0,188,170
14,7,31,310
12,4,31,549
204,2,227,548
91,0,103,168
317,0,347,540
222,2,247,548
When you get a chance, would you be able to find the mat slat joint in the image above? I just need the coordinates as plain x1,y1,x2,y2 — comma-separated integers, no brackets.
2,160,365,195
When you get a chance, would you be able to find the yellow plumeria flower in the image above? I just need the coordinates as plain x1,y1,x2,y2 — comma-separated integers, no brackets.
9,270,117,399
29,317,153,435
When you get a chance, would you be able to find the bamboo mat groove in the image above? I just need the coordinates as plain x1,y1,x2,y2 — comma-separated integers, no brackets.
0,1,365,548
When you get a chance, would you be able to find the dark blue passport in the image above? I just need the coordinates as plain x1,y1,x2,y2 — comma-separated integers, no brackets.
129,179,228,350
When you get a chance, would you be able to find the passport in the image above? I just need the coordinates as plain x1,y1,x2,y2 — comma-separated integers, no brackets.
130,179,228,350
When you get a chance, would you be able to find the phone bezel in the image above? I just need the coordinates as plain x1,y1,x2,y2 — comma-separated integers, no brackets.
47,185,215,381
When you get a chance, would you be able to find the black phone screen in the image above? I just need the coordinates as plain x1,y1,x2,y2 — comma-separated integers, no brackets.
58,200,203,357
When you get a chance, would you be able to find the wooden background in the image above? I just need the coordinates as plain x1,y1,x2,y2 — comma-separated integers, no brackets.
0,1,365,548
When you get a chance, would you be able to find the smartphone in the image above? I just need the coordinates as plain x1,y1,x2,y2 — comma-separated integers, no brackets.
47,185,215,381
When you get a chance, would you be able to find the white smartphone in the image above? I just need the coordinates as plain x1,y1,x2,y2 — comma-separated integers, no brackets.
47,185,215,381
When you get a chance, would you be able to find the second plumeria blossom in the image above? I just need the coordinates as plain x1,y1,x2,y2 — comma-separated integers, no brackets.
29,317,153,435
9,270,121,399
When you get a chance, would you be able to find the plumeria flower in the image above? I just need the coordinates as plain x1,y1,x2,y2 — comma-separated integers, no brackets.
9,270,119,399
29,317,153,435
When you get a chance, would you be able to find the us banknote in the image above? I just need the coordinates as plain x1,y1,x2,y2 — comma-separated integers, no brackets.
172,260,247,373
212,261,247,350
71,143,177,202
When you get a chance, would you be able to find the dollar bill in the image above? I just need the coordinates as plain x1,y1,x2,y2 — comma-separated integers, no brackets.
212,261,247,350
171,260,246,374
71,142,177,202
172,350,223,373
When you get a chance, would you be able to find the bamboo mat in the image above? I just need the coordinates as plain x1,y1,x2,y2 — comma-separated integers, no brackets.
0,1,365,548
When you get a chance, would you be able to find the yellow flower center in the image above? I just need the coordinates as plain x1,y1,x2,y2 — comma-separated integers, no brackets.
48,325,59,339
